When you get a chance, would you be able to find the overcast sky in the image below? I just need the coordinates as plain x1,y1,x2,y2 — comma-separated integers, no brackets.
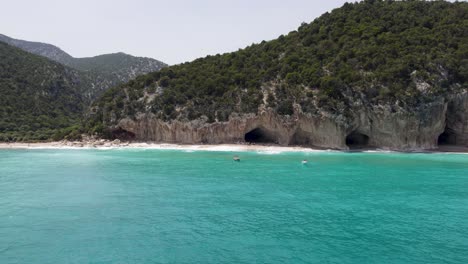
0,0,460,65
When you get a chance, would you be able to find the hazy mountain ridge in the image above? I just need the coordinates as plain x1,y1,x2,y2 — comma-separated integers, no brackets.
70,52,167,97
0,33,167,100
0,34,75,65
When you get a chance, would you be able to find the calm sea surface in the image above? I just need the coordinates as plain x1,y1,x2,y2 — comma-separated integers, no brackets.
0,149,467,264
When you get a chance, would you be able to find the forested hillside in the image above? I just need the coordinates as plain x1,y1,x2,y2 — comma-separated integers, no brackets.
0,34,167,141
0,42,85,141
88,0,467,133
1,0,466,147
0,34,167,101
69,52,167,98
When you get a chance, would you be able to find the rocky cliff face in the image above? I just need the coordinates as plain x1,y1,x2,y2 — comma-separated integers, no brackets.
445,91,468,145
108,91,468,150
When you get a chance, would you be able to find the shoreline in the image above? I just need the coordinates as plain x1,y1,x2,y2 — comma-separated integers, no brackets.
0,141,467,154
0,141,329,153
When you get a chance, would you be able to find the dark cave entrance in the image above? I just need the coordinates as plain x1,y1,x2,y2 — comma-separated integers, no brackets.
244,127,276,144
346,131,370,149
111,127,136,141
438,127,457,146
290,128,313,146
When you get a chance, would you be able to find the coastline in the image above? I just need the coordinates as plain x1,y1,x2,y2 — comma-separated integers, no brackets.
0,141,467,154
0,141,329,153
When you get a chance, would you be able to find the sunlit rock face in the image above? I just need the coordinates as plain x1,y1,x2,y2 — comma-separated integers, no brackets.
108,92,468,151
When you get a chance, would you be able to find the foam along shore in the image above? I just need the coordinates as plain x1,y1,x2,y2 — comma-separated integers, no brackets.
0,140,329,153
0,140,468,154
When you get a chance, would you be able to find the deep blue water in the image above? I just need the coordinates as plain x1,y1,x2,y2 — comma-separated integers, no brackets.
0,149,467,263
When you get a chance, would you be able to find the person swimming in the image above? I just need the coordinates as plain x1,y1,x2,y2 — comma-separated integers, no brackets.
233,155,240,162
302,159,308,165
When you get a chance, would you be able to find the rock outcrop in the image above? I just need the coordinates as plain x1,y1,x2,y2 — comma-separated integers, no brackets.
109,92,468,151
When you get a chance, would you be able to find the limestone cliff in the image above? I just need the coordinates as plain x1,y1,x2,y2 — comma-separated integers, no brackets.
104,91,467,150
445,91,468,145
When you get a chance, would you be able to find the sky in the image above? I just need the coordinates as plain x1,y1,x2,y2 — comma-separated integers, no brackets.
0,0,448,65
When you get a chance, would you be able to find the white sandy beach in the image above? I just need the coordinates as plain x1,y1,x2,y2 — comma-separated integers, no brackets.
1,141,467,154
0,141,328,153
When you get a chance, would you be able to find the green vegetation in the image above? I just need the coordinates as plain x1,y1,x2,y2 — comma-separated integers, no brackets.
69,53,167,100
70,52,165,77
1,0,467,141
89,0,467,133
0,34,167,102
0,35,166,142
0,42,84,141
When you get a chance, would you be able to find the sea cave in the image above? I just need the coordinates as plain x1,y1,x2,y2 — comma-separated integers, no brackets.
438,127,457,146
346,131,370,150
244,127,277,144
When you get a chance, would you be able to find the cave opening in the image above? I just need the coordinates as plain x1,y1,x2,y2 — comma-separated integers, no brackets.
346,131,370,149
290,128,313,146
438,127,457,146
111,127,136,141
244,127,276,144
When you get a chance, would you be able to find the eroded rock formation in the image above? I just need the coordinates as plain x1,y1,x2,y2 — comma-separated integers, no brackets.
109,91,468,151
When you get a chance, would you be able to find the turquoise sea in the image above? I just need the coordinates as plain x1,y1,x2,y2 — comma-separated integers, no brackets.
0,149,467,264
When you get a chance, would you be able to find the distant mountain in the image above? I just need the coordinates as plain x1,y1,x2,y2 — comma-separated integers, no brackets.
69,52,167,97
0,42,86,141
70,52,166,79
0,34,167,99
0,34,74,65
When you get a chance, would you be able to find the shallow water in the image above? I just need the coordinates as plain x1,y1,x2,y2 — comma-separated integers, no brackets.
0,149,467,263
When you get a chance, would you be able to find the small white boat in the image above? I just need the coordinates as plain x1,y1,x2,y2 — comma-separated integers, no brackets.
233,156,240,162
302,160,308,165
